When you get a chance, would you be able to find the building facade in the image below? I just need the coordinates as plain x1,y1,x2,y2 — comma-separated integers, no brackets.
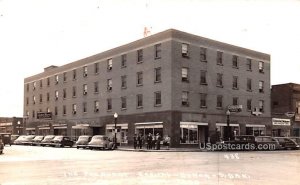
271,83,300,137
24,29,271,147
0,117,24,135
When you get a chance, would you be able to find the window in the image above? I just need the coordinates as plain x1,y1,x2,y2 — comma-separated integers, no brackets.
83,66,88,77
26,84,29,92
247,99,252,111
217,73,223,87
46,108,50,113
55,75,59,84
200,70,207,85
232,55,238,68
39,94,43,103
154,67,161,82
26,97,29,105
217,95,223,108
137,49,143,63
121,54,127,68
107,98,112,110
233,76,238,89
94,82,99,93
94,63,99,74
246,58,252,71
55,90,59,100
63,72,67,82
94,101,99,112
259,81,264,93
47,93,50,102
107,79,112,91
54,107,58,116
73,69,77,80
137,72,143,86
72,104,77,115
33,81,36,90
121,97,127,109
200,93,207,108
107,58,112,70
247,78,252,91
33,96,36,104
83,102,87,113
182,43,189,58
180,123,198,144
200,47,207,62
32,110,35,118
39,80,43,88
63,105,66,115
182,91,189,106
217,51,223,65
233,97,238,105
137,94,143,108
63,88,67,99
72,86,76,97
83,84,87,95
155,44,161,59
259,61,264,73
154,91,161,106
259,100,264,112
121,75,127,89
182,68,189,82
47,77,50,86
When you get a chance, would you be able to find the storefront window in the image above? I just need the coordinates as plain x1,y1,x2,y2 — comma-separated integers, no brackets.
216,125,240,141
106,124,128,143
180,124,198,144
246,127,266,136
135,122,163,139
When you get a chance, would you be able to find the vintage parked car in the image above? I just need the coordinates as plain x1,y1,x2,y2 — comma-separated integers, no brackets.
40,135,55,147
13,135,28,145
11,135,19,144
289,137,300,145
0,133,12,146
274,137,300,150
49,136,74,147
254,136,282,150
88,135,114,150
21,135,36,145
75,135,92,149
0,136,4,154
30,136,45,146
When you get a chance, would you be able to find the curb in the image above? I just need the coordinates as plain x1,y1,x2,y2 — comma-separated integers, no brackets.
116,148,205,152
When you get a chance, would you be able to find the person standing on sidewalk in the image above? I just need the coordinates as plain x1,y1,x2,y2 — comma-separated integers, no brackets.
152,134,157,150
164,135,170,149
138,133,144,149
156,133,161,150
133,134,138,149
146,133,152,150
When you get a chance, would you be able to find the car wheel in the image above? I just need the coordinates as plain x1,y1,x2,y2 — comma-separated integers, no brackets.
76,146,79,149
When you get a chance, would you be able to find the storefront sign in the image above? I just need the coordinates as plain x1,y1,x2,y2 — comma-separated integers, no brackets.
285,112,295,118
295,114,300,122
0,122,12,126
228,105,242,112
37,112,52,120
272,118,291,126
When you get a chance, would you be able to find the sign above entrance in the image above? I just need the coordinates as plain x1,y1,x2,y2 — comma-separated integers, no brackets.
37,112,52,120
285,112,295,118
227,105,242,113
272,118,291,126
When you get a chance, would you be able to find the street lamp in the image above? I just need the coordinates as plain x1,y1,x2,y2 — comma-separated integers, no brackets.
225,110,231,141
113,112,118,148
17,121,21,134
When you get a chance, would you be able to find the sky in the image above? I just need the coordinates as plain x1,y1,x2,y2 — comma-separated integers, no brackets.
0,0,300,117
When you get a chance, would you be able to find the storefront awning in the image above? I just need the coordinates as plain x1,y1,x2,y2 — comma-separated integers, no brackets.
38,127,50,130
54,126,67,129
106,123,128,129
180,122,208,126
135,122,163,129
26,128,35,130
216,123,239,127
135,122,163,125
246,124,266,128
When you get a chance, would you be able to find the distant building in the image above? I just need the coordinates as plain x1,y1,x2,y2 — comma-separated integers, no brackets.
23,29,271,147
0,117,24,135
271,83,300,137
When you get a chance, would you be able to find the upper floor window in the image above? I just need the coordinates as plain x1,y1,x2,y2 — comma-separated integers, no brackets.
200,70,207,85
55,75,59,84
55,90,59,100
200,47,207,62
47,77,50,86
233,76,238,89
72,104,77,115
63,72,67,82
181,43,189,58
182,91,189,106
182,68,189,82
107,98,112,111
200,93,207,108
233,97,238,105
247,78,252,91
121,97,127,109
217,73,223,87
121,75,127,89
259,100,264,112
46,107,50,113
217,51,223,65
94,101,100,112
137,94,143,108
33,81,36,90
39,80,43,88
63,105,66,115
217,95,223,109
137,72,143,86
121,54,127,68
154,68,161,82
83,102,87,113
155,44,161,59
47,92,50,102
232,55,238,68
246,58,252,71
26,97,29,105
83,84,87,95
154,91,162,106
94,63,99,74
247,99,252,111
26,84,29,92
72,86,76,97
259,61,264,73
83,66,88,77
54,107,58,116
73,69,77,80
32,96,36,104
107,79,112,91
259,81,264,93
63,88,67,99
137,49,143,63
107,58,112,71
94,82,99,93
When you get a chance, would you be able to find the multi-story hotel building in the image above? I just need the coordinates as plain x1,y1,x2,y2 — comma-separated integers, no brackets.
24,29,271,147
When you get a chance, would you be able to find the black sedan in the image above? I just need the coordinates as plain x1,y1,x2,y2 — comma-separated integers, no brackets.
49,136,74,147
274,137,300,150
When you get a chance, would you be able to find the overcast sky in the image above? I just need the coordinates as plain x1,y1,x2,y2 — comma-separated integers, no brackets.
0,0,300,117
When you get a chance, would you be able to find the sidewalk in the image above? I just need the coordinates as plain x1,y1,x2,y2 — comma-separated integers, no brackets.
116,146,205,152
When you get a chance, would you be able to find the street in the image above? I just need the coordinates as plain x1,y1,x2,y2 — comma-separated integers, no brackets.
0,146,300,185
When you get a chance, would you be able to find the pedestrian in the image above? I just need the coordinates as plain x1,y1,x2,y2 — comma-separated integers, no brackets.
152,134,156,150
156,133,161,150
164,135,170,149
138,134,144,149
133,134,138,149
146,133,152,150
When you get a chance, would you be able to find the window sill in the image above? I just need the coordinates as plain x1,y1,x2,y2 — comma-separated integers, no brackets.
232,66,239,69
200,106,207,109
136,84,143,87
200,83,208,86
232,87,239,90
121,65,127,68
155,56,161,60
247,89,252,92
137,106,143,109
121,108,127,111
154,80,161,84
107,109,112,112
121,87,127,90
94,72,99,75
137,61,143,64
247,69,252,72
216,107,223,110
216,85,223,88
154,104,162,107
200,60,207,63
94,92,99,94
217,63,223,66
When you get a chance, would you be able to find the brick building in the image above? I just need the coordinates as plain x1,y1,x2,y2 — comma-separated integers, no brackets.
24,29,271,147
0,117,24,135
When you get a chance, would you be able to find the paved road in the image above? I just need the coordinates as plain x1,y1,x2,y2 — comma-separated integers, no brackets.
0,145,300,185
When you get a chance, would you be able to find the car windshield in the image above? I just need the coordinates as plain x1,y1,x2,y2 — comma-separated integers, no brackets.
78,136,90,140
54,136,63,140
44,136,55,140
34,136,44,140
91,136,105,140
